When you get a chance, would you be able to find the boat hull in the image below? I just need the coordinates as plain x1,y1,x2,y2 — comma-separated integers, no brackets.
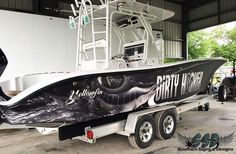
0,59,225,126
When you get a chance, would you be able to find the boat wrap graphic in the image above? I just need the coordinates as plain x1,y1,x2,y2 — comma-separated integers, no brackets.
0,59,225,126
0,49,8,77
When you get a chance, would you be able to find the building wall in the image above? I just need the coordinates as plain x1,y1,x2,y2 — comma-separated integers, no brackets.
149,0,183,58
2,0,236,62
0,10,77,81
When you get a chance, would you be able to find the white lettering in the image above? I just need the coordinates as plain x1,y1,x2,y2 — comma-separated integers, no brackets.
155,76,162,101
156,72,204,102
66,88,103,104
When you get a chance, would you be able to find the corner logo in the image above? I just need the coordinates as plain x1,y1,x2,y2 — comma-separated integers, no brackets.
177,132,234,152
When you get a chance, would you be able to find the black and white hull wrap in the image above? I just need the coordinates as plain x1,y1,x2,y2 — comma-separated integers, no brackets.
0,59,225,127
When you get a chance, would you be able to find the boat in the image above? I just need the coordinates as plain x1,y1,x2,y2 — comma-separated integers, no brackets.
0,0,225,127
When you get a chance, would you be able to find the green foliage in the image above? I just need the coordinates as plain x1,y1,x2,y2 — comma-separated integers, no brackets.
228,27,236,41
188,24,236,62
164,57,183,63
188,30,215,59
211,26,236,62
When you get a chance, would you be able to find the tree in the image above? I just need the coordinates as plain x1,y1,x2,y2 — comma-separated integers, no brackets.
188,25,236,61
188,30,213,59
211,26,236,62
211,26,236,76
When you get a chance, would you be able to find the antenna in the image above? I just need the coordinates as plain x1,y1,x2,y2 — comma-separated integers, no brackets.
71,4,77,16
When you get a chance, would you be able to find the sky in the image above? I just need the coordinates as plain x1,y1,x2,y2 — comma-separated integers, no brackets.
205,21,236,32
203,21,236,45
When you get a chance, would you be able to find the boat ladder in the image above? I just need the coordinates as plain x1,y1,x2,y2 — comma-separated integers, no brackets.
75,0,110,70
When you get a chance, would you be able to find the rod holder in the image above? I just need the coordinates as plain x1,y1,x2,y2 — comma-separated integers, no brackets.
71,4,77,16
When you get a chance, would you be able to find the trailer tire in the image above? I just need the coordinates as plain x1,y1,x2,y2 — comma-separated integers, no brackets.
198,106,203,111
154,109,176,140
218,85,227,102
204,103,209,111
128,115,155,149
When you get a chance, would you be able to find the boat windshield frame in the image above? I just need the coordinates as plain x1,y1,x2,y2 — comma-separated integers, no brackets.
70,0,174,71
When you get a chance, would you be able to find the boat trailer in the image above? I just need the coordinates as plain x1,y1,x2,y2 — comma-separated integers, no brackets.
33,94,211,149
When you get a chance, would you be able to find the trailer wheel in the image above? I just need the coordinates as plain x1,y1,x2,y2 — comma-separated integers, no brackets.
218,85,227,102
198,106,203,111
204,103,209,111
128,115,155,149
154,109,176,140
